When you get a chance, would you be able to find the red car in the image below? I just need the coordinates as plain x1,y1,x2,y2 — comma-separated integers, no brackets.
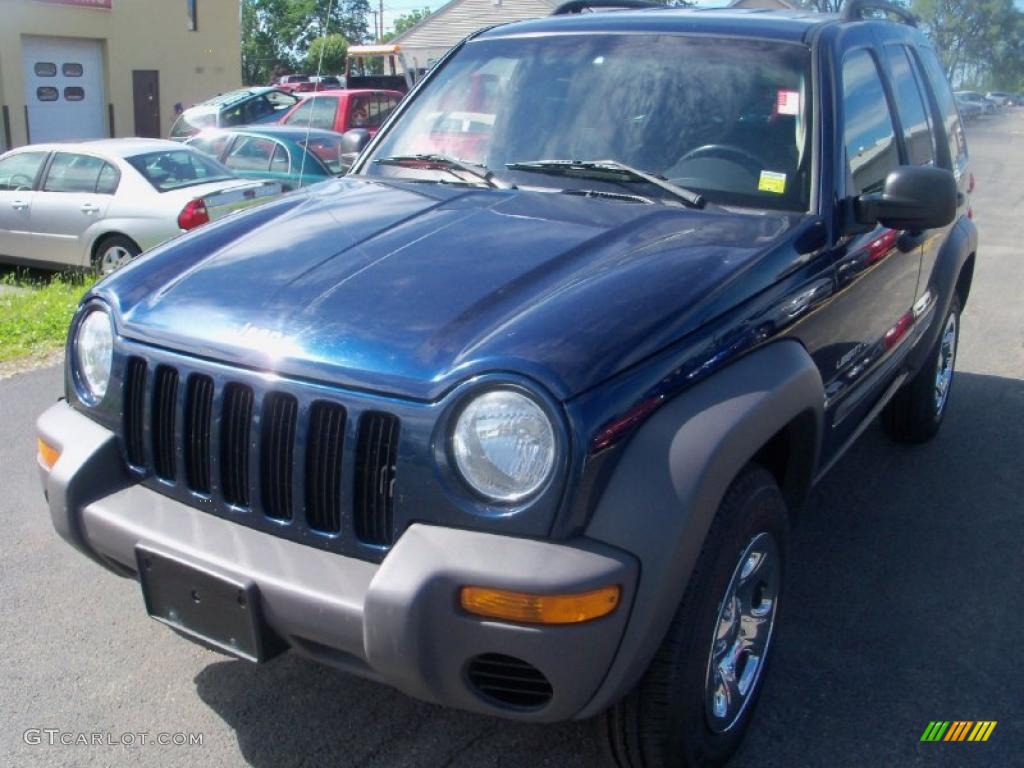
277,89,403,136
273,74,315,94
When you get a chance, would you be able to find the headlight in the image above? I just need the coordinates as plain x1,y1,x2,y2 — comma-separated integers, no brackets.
452,389,556,503
75,308,114,402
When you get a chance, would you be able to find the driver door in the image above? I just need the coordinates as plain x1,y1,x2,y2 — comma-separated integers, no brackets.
0,150,49,260
818,47,922,457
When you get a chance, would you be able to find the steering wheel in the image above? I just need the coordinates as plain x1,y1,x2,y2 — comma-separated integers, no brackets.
676,144,767,176
8,173,34,190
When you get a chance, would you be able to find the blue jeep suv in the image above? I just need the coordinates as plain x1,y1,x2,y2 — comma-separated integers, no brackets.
38,1,977,765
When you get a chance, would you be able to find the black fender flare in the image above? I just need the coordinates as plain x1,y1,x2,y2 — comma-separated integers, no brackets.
577,340,824,717
909,217,978,373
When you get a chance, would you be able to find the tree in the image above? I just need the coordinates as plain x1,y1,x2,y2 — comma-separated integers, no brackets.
385,8,431,41
241,0,372,85
795,0,844,11
306,33,349,74
794,1,909,13
912,0,1023,87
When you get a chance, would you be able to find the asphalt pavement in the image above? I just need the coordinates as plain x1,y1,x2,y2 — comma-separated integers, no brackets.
1,111,1022,768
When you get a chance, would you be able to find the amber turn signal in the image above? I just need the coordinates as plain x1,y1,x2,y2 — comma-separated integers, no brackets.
37,437,60,469
460,585,620,625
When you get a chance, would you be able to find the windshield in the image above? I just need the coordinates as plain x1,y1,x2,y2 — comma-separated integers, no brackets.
126,149,235,192
170,111,216,138
363,34,812,211
299,136,345,175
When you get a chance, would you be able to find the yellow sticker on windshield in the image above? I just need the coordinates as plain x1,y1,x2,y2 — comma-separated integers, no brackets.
758,171,787,194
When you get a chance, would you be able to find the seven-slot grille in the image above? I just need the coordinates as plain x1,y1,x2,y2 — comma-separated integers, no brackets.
121,356,400,555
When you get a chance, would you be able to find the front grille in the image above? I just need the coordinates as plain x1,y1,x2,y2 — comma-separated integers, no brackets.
261,393,298,521
467,654,553,710
354,412,400,546
123,357,147,467
220,383,254,507
152,366,178,481
305,401,346,533
117,357,401,560
184,374,214,493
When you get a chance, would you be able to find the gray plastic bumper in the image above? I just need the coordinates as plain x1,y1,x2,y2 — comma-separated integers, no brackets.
36,402,637,722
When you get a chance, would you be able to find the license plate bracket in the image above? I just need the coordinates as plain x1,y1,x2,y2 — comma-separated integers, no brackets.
136,546,273,662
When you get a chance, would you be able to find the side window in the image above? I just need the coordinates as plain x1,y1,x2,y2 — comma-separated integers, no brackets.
270,144,290,174
242,96,275,123
348,95,371,129
916,46,968,174
96,163,119,194
841,49,899,196
283,96,337,130
189,134,231,158
266,90,299,110
224,136,275,171
885,46,936,166
368,94,394,127
42,153,108,194
0,152,48,191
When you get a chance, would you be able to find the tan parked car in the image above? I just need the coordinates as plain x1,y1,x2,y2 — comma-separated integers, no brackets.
0,138,282,274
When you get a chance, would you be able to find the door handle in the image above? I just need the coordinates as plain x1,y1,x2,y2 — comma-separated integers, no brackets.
80,203,100,214
10,200,28,211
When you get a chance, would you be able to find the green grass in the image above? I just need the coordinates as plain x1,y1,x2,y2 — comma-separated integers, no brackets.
0,270,97,363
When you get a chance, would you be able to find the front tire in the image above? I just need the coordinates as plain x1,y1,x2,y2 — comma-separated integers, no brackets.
881,297,960,444
599,465,788,768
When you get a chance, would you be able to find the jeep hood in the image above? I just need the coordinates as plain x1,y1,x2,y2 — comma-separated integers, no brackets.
100,178,798,401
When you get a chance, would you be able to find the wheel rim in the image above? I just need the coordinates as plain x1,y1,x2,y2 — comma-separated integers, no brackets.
704,531,781,734
100,245,132,276
934,313,958,416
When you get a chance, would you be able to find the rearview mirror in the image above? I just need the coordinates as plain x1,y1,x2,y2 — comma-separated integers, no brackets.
854,166,957,231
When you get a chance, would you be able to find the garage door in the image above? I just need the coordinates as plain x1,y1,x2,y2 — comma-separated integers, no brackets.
23,36,106,143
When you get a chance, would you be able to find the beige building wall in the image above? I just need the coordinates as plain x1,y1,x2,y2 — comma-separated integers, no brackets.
0,0,240,148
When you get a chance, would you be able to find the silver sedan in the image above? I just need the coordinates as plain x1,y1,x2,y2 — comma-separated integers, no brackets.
0,138,282,274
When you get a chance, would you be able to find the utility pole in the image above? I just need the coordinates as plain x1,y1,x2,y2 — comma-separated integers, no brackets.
379,0,384,41
370,10,379,42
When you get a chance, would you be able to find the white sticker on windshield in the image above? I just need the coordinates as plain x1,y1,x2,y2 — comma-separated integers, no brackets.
776,90,800,116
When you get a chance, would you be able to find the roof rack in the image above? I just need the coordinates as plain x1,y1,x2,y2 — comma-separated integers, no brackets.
839,0,917,27
552,0,662,16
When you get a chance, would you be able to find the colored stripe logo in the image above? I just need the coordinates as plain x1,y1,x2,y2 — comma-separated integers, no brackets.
921,721,997,742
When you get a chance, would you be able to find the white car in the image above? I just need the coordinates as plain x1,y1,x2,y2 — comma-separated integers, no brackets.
0,138,282,274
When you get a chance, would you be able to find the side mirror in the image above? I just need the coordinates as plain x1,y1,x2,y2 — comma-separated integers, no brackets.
340,128,371,155
854,166,957,231
338,129,371,175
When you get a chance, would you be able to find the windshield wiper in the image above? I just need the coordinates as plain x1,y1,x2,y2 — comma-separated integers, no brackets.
374,154,515,189
505,159,705,209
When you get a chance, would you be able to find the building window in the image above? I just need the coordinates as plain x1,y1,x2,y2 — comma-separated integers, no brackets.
37,87,59,102
62,62,83,77
34,62,57,77
187,0,198,31
64,87,85,102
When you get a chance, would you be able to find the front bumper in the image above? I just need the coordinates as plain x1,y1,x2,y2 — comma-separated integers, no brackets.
37,401,637,722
